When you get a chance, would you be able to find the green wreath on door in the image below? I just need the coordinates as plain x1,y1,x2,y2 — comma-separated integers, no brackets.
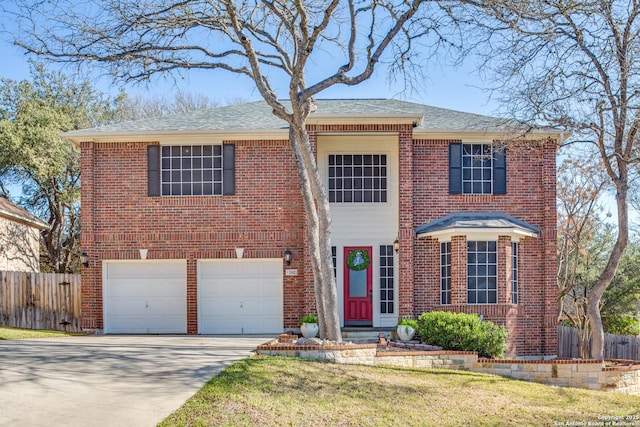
346,250,370,271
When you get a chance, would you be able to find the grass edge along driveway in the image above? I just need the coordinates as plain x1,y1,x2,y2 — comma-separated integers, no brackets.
0,326,76,340
160,355,640,427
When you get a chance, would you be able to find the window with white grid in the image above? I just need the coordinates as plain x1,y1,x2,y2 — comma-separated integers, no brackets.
467,241,498,304
331,246,337,278
328,154,387,203
379,245,394,314
161,145,223,196
440,242,452,305
462,144,493,194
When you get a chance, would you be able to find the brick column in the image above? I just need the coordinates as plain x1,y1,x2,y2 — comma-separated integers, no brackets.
450,236,467,305
498,236,513,305
398,128,414,317
80,141,99,331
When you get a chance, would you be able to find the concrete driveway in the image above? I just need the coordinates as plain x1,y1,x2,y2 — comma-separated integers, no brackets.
0,335,267,427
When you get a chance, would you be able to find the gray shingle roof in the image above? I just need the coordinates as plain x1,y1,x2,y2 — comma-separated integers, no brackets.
0,196,49,230
415,212,540,235
62,99,516,138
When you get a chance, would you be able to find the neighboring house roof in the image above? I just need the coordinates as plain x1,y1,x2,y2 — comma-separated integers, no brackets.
415,212,539,240
0,196,49,230
62,99,565,144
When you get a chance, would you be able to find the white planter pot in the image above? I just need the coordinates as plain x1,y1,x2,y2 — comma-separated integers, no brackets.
300,323,319,338
396,325,416,341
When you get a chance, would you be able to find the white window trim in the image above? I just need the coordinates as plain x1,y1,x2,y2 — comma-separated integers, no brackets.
160,144,223,196
440,242,452,305
467,240,498,305
462,143,494,195
327,153,389,204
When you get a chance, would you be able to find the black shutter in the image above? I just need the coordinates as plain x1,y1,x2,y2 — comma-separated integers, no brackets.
147,145,160,196
449,142,462,194
493,148,507,194
223,144,235,195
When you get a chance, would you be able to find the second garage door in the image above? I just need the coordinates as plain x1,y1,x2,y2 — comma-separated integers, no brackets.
197,259,283,334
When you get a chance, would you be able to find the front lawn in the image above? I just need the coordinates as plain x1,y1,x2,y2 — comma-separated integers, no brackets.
160,355,640,427
0,326,75,340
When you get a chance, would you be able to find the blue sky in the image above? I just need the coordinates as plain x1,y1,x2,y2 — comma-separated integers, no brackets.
1,12,637,231
0,14,501,204
0,15,499,117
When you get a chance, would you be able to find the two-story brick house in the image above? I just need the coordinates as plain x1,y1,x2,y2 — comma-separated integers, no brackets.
63,99,560,356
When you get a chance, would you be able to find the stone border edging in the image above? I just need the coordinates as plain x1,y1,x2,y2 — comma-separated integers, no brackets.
256,339,640,395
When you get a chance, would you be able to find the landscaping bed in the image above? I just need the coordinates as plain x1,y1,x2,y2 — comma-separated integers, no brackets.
257,335,640,395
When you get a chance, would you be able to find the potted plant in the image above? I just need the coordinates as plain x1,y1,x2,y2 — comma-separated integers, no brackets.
300,314,319,338
396,318,418,341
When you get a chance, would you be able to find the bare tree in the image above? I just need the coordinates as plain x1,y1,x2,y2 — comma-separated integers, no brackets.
556,153,608,357
9,0,450,341
453,0,640,360
116,91,222,121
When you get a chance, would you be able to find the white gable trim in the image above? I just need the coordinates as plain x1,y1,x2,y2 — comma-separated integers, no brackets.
417,227,538,243
62,129,290,147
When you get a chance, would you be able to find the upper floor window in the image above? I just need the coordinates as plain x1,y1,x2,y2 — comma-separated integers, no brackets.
467,241,497,304
161,145,223,196
147,144,234,197
463,144,493,194
449,143,506,195
328,154,387,203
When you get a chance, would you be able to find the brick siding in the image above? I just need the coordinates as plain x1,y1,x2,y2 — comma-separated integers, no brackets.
81,139,305,331
411,139,558,356
80,128,557,356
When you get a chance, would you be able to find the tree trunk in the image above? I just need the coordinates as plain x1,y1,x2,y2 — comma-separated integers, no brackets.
288,126,342,342
587,182,629,361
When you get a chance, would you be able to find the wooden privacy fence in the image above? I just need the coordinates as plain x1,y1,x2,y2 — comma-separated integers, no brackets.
558,325,640,360
0,270,81,332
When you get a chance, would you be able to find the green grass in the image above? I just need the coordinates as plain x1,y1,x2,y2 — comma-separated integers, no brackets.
0,326,76,340
160,355,640,427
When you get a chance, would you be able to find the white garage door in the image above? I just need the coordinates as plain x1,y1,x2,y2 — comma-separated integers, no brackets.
103,260,187,334
198,259,283,334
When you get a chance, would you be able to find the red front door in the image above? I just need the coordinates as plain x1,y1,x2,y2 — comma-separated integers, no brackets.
343,247,373,325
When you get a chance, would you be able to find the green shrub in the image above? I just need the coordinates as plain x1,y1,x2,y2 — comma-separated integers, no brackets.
603,315,640,336
416,311,508,358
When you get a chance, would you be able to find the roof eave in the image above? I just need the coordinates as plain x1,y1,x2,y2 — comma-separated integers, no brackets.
413,127,568,142
416,226,538,240
0,210,49,230
61,128,291,146
306,114,423,127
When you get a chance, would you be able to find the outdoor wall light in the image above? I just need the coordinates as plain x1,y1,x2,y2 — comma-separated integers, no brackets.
80,251,89,267
284,249,292,265
393,238,400,253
